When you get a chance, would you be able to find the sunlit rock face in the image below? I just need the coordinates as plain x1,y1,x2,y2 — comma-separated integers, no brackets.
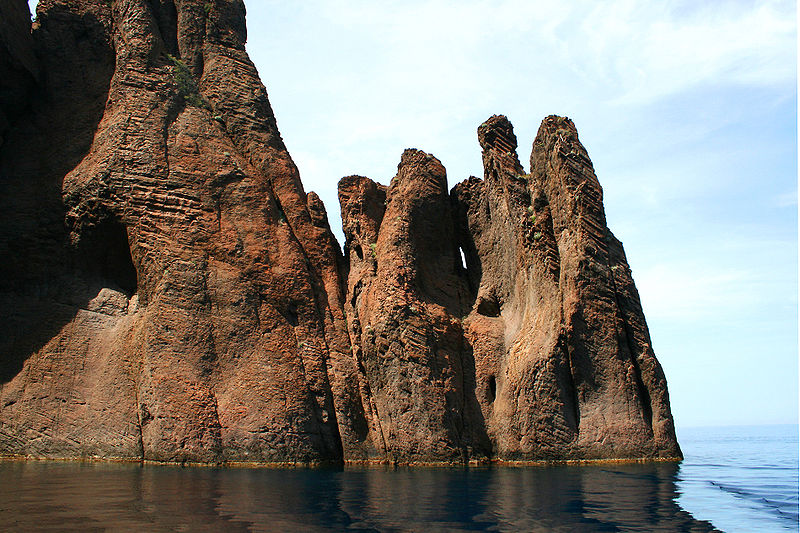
340,116,680,463
0,0,679,464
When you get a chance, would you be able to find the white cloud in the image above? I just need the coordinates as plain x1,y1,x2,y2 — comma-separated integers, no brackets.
309,0,796,105
593,0,796,105
252,0,795,190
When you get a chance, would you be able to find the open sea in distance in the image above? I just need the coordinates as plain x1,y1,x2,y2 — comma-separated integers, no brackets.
0,424,796,532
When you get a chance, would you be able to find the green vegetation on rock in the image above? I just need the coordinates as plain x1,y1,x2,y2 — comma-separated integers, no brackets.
166,54,211,110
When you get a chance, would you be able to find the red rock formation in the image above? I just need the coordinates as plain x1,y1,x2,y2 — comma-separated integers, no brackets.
339,118,680,463
453,115,680,460
0,0,357,464
0,0,680,464
339,152,490,464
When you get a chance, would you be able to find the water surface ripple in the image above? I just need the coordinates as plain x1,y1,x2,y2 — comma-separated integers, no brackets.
677,424,799,532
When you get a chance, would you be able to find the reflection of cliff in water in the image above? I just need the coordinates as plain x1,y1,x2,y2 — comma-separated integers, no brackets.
0,462,717,531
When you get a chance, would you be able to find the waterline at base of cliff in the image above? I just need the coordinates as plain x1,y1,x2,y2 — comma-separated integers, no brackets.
0,425,795,532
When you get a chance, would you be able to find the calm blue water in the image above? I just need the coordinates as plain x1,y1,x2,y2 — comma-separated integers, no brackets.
677,424,798,532
0,425,795,532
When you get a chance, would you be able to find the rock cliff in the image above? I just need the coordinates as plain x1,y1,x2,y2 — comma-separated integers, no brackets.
0,0,680,464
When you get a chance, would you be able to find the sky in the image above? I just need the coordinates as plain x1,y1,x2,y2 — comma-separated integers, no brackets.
29,0,798,429
247,0,799,430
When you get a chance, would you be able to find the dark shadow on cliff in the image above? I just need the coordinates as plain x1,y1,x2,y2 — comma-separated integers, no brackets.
449,182,482,314
456,336,492,459
0,7,114,385
0,208,137,384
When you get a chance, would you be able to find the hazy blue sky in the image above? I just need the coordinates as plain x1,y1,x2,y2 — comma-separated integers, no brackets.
29,0,798,429
242,0,797,430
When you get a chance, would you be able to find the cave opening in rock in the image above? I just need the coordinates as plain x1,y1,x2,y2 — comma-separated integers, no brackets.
283,301,299,326
488,375,497,403
458,246,467,271
353,243,363,260
476,295,501,317
79,217,138,297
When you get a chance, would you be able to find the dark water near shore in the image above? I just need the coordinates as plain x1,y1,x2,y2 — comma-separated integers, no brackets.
0,425,796,532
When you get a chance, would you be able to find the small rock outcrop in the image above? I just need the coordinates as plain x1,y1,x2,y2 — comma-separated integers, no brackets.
0,0,680,464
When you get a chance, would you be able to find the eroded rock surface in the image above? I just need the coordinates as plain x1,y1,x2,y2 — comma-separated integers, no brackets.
0,0,353,464
457,115,679,460
339,152,490,464
339,117,680,463
0,0,680,464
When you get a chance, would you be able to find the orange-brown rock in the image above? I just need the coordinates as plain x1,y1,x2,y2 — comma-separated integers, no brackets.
454,115,680,460
338,151,491,464
0,0,680,464
338,117,680,463
0,0,358,464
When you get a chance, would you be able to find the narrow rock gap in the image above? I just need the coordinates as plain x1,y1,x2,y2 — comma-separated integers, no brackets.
134,380,146,460
147,0,179,56
488,375,496,403
266,182,346,460
559,333,581,433
282,301,299,327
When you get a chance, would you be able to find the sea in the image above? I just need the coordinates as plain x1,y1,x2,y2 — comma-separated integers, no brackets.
0,424,796,532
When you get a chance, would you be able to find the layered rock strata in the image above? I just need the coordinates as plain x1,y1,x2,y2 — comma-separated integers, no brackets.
0,0,680,464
